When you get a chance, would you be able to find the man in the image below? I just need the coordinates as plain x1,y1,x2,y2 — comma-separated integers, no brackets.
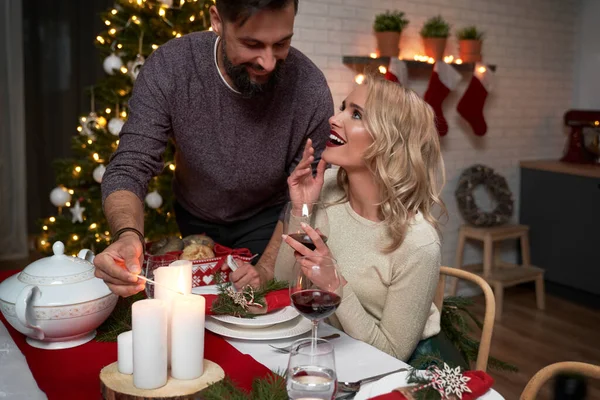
93,0,332,297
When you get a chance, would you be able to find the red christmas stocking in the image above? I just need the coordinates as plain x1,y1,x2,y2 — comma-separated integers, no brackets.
423,61,462,136
384,58,408,87
457,63,494,136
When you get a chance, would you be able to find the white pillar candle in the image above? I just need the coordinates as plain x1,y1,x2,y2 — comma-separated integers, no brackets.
171,294,206,380
153,262,192,366
169,260,193,294
117,330,133,375
132,299,167,390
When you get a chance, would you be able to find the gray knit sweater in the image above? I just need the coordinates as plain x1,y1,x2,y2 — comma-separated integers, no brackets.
101,31,333,223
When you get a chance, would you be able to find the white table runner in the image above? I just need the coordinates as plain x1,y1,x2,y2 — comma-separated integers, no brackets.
0,321,47,399
227,322,504,399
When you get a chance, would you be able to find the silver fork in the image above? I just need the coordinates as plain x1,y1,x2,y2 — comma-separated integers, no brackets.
268,333,341,353
337,367,410,393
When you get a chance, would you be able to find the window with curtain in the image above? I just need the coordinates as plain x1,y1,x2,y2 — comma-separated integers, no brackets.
23,0,112,234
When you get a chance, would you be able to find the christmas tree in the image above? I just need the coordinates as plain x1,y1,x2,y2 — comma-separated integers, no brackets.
38,0,213,256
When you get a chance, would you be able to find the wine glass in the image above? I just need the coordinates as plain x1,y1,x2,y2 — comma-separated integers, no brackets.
144,254,178,298
290,255,341,341
282,201,330,250
286,338,337,400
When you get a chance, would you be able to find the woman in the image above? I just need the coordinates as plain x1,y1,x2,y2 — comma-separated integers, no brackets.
274,76,446,361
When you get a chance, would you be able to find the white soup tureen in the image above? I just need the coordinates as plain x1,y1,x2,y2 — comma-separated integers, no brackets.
0,241,118,350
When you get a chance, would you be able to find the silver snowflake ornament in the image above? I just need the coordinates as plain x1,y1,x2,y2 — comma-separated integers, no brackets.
431,363,472,399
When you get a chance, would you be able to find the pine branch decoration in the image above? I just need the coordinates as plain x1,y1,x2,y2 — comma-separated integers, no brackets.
96,292,145,342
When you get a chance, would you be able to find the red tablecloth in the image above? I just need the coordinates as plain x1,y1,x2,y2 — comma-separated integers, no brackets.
0,270,273,400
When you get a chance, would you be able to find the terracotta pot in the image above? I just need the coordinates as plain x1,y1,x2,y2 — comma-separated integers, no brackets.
375,31,401,57
459,39,482,62
422,37,447,61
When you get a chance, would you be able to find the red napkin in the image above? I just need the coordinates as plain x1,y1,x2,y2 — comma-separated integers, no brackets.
213,243,253,258
370,370,494,400
204,288,290,316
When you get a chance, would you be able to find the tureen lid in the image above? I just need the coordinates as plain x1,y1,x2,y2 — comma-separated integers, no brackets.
18,242,95,284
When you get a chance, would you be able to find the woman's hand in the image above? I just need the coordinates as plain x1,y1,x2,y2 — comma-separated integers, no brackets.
282,222,346,291
288,139,327,205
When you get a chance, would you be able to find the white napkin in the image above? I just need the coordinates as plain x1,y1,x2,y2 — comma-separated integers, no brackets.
0,321,47,399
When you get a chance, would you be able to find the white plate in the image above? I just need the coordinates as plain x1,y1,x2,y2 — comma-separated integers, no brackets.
205,315,312,341
210,306,299,329
192,285,220,295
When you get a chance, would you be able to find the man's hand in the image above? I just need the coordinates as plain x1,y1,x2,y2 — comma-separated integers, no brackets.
229,262,262,290
93,232,145,297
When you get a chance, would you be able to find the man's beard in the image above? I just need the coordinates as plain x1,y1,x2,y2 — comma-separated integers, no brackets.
221,38,284,98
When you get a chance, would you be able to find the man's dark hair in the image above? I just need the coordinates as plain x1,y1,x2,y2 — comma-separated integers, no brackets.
216,0,299,26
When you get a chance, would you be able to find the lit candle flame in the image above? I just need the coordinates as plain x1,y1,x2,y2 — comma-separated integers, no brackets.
302,203,309,217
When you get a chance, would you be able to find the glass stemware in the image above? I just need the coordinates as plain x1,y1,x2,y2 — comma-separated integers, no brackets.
290,255,341,340
282,201,330,250
143,254,178,298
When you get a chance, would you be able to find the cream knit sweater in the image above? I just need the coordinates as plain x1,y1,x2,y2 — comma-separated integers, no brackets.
275,169,441,361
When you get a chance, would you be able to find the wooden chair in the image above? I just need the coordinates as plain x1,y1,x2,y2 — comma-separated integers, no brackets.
434,266,496,372
520,361,600,399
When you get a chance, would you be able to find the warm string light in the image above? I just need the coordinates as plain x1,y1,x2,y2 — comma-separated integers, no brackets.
427,57,435,64
369,52,378,59
109,28,117,36
87,139,93,145
169,164,176,171
478,66,487,73
455,59,463,64
105,108,111,114
594,120,599,126
43,225,48,231
378,66,387,74
121,110,127,118
443,55,454,63
105,20,111,26
93,153,100,161
65,201,71,207
111,9,118,15
77,126,83,133
120,66,128,74
96,36,105,44
152,44,159,50
90,223,98,229
49,217,56,223
73,234,79,241
158,7,166,17
355,74,365,84
74,166,82,173
97,116,107,127
68,189,74,195
176,33,182,38
189,15,195,21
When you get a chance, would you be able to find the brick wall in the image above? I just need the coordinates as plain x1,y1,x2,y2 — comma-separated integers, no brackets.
294,0,578,270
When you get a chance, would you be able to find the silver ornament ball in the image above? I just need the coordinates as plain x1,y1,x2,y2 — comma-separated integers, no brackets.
145,190,163,209
93,164,106,183
108,118,125,136
103,53,123,75
50,187,72,207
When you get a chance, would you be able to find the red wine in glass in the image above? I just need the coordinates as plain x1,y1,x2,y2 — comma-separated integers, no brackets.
287,233,328,251
291,289,341,320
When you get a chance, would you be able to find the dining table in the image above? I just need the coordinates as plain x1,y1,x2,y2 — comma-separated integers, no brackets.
0,269,505,399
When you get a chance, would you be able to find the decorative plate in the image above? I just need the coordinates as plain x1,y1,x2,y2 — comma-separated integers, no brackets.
210,306,299,329
205,315,311,341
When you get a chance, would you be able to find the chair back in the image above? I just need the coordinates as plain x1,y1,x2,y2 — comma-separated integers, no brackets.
435,266,496,372
520,361,600,399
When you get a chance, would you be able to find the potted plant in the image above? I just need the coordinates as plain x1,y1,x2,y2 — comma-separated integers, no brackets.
420,15,450,61
456,26,484,62
373,10,409,58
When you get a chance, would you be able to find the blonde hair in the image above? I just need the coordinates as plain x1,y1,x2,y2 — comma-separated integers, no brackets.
336,75,447,252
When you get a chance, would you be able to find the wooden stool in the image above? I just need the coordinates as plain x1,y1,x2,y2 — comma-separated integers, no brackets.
450,224,545,320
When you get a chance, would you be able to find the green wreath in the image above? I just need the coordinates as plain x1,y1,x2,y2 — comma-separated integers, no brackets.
455,164,514,227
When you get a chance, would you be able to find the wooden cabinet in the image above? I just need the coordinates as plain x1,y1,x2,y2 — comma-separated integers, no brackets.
519,160,600,300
